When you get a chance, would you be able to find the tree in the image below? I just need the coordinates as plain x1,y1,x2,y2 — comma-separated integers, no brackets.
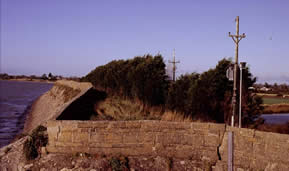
41,74,47,80
82,54,169,106
166,58,262,125
48,73,53,78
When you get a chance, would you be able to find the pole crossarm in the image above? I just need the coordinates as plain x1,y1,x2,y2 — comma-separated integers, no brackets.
229,32,246,44
168,49,180,82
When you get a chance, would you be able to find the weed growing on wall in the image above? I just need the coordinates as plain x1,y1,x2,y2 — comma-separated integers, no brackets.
23,125,48,160
109,156,130,171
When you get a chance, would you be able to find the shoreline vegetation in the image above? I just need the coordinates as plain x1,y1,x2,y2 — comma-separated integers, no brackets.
262,104,289,114
258,94,289,114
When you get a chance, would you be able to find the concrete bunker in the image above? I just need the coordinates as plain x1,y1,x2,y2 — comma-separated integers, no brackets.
56,88,107,120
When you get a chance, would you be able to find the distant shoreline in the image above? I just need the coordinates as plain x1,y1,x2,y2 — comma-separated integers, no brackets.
0,78,55,84
262,104,289,114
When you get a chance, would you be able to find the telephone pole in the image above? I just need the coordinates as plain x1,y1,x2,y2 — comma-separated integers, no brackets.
228,16,246,127
168,49,180,82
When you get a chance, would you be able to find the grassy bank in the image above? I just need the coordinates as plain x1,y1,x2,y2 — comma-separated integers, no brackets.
262,96,289,105
262,104,289,114
257,94,289,114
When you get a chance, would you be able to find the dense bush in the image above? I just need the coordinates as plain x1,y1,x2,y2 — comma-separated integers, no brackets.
166,58,262,125
83,54,169,106
83,55,262,125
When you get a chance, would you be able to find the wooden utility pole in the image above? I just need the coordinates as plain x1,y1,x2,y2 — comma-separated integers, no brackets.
168,49,180,82
229,16,246,127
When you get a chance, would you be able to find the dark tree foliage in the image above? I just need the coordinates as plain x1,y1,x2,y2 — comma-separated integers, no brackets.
83,56,262,125
82,54,169,106
166,73,199,114
167,58,262,125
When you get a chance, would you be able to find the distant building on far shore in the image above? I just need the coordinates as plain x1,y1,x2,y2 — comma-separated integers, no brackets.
260,87,271,92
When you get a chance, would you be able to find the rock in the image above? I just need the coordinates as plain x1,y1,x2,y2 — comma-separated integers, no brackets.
24,163,33,169
180,161,185,165
41,147,47,155
90,169,96,171
40,168,46,171
60,168,73,171
17,163,25,171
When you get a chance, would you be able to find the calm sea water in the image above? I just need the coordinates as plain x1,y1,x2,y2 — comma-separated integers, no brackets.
0,80,53,148
261,113,289,124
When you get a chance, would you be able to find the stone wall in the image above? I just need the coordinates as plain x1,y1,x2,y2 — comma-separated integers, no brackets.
47,121,225,167
46,120,289,170
216,126,289,170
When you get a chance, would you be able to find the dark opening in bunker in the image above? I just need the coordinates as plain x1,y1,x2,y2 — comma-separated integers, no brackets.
56,88,107,120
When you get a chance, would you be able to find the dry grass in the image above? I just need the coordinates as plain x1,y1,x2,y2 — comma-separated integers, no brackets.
90,96,195,122
262,104,289,114
91,97,163,121
256,93,278,97
161,111,193,122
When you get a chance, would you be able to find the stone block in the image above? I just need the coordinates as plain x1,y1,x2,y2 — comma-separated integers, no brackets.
89,143,112,148
180,134,194,145
156,133,183,145
78,121,109,128
174,145,194,158
208,123,225,133
190,135,204,147
47,120,61,127
55,141,82,147
71,146,90,153
252,143,266,157
47,125,59,142
73,131,89,143
90,132,105,143
204,134,220,147
105,133,122,143
123,133,139,144
141,121,161,132
58,131,73,142
107,121,126,129
191,123,209,131
125,121,141,129
60,123,78,132
112,143,143,148
142,132,156,144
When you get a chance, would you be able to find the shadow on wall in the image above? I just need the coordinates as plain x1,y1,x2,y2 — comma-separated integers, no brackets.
57,88,107,120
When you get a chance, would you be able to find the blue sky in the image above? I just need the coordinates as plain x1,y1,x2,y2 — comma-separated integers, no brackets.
1,0,289,83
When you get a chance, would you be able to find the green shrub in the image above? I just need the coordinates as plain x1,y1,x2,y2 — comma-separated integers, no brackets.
23,137,38,160
31,125,48,148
